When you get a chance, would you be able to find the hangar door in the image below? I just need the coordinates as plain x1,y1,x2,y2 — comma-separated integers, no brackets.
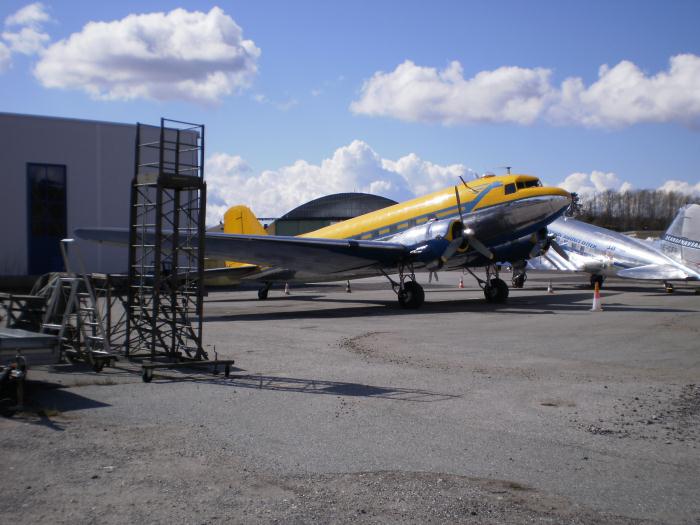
27,163,66,274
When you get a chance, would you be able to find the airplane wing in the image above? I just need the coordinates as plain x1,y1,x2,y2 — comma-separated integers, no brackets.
617,264,691,281
76,227,410,277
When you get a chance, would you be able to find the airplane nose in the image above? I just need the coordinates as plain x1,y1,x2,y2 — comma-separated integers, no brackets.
549,193,572,214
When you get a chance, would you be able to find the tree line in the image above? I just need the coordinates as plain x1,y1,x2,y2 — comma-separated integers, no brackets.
573,190,700,232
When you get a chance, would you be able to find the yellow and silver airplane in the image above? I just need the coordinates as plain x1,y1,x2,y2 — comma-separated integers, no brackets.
77,173,571,308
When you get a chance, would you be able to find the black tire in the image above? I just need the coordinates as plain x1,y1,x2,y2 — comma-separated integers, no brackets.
258,287,269,300
92,360,104,373
484,278,509,303
224,364,231,377
142,369,152,383
398,280,425,309
590,275,604,289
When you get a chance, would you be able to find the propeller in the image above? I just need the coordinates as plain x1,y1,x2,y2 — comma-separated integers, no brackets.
528,229,569,261
439,186,494,263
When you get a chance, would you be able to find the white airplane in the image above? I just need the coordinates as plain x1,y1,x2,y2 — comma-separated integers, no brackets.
521,203,700,292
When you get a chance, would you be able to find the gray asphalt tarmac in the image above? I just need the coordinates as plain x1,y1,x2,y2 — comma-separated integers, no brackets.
2,272,699,523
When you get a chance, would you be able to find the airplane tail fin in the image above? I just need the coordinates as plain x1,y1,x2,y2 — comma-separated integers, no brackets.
223,205,268,236
661,203,700,270
220,205,267,271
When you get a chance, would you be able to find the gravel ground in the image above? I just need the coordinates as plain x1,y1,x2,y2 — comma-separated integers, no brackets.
1,273,699,524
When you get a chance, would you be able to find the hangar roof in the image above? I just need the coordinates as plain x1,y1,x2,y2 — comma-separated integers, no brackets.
279,192,397,220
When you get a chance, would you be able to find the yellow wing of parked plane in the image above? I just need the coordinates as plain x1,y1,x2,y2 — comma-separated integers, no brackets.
76,174,571,307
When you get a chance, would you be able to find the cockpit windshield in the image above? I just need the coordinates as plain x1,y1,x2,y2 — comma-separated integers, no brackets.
505,179,541,195
517,180,542,189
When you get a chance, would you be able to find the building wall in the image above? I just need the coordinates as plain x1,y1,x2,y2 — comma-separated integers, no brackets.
0,112,136,276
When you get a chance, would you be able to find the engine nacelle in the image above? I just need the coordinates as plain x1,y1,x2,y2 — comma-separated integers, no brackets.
389,218,466,269
389,218,464,246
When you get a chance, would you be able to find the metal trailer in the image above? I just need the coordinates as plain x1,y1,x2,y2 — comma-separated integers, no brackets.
0,327,60,409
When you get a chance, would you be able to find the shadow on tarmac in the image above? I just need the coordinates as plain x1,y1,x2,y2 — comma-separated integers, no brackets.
153,373,459,403
2,381,111,430
204,291,697,322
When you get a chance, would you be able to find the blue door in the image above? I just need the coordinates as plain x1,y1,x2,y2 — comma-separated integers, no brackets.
27,163,67,275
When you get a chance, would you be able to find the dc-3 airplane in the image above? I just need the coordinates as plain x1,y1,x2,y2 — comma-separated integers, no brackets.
77,173,571,308
520,203,700,292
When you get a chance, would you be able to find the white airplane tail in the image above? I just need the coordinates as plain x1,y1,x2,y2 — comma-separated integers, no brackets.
660,203,700,270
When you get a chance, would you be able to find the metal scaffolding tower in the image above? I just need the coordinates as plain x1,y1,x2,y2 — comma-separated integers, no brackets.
126,119,207,360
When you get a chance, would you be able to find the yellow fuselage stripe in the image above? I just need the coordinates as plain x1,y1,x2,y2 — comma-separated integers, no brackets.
299,175,568,241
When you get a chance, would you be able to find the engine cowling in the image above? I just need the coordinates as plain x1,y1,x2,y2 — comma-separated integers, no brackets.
389,218,466,269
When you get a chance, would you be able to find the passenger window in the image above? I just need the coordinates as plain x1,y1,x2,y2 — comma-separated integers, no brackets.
504,183,516,195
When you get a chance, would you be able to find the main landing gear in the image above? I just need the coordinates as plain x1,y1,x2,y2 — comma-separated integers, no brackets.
383,264,425,309
257,282,271,300
511,262,527,289
466,264,509,303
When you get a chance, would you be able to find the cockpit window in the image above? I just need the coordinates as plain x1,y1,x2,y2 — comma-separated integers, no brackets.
504,183,516,195
516,180,541,190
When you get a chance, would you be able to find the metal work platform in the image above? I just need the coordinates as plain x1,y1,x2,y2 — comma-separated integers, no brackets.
126,118,224,372
0,292,46,331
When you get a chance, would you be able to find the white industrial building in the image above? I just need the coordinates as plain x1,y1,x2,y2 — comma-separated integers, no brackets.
0,112,137,276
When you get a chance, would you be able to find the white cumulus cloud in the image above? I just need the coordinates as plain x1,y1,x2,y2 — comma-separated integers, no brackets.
0,41,10,71
352,55,700,129
351,60,553,125
34,7,260,103
658,180,700,196
557,171,633,196
550,54,700,128
2,25,49,54
5,2,50,27
1,2,51,60
205,141,472,225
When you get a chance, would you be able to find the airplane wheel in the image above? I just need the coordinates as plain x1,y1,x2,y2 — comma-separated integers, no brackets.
484,278,509,303
257,287,269,300
398,281,425,309
664,282,674,293
590,275,604,289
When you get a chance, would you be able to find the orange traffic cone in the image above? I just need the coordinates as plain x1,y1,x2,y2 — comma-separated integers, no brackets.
458,276,464,289
590,281,603,311
547,280,554,294
284,283,290,295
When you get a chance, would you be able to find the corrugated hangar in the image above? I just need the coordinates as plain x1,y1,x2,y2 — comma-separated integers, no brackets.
270,192,397,235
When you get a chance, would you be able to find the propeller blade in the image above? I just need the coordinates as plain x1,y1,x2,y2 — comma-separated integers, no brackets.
454,186,464,223
440,236,464,262
549,239,570,261
543,253,558,267
528,232,541,259
466,232,494,260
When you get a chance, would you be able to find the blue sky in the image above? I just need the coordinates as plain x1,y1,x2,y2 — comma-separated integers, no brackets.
1,1,699,221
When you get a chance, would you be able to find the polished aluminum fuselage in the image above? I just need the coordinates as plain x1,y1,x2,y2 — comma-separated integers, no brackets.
536,217,700,281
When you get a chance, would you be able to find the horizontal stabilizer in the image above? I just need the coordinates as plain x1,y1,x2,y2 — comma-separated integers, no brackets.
617,264,689,281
